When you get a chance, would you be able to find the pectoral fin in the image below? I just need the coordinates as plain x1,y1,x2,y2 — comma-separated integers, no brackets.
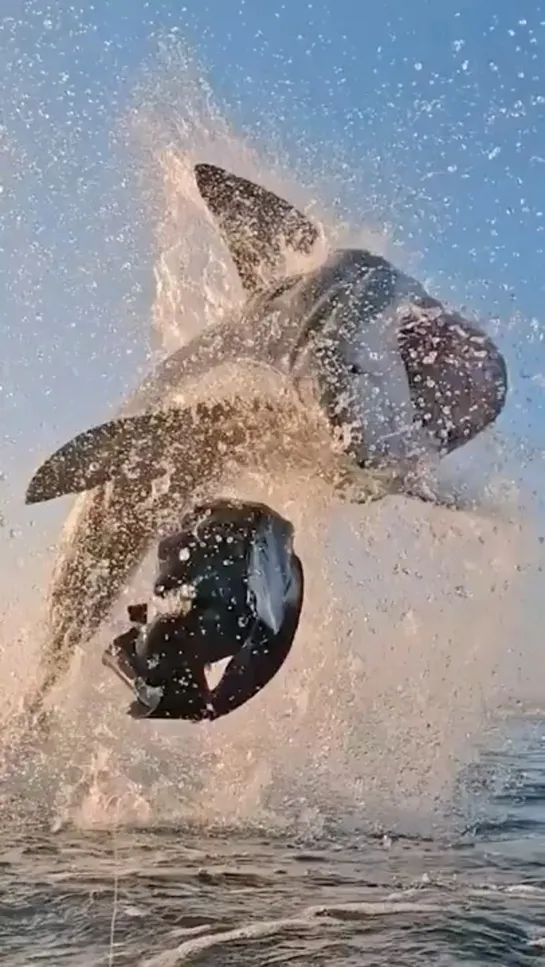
25,396,295,505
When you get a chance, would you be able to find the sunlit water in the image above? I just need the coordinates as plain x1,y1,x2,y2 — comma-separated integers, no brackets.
1,42,544,966
1,718,544,966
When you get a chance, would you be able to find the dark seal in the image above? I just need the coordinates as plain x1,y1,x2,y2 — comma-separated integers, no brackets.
102,500,304,721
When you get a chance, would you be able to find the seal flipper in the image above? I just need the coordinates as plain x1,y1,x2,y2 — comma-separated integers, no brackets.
194,163,319,292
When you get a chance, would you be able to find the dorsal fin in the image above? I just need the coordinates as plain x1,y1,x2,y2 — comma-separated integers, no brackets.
194,163,319,293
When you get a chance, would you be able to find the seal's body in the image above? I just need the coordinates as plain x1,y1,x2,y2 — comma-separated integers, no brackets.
102,500,303,722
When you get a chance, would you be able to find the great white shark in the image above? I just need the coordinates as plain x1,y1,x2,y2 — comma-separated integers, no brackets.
23,163,508,721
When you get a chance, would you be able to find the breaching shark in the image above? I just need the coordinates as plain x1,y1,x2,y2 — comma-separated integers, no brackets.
23,163,508,721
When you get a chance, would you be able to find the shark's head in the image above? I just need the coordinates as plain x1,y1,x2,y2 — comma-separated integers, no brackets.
194,166,507,471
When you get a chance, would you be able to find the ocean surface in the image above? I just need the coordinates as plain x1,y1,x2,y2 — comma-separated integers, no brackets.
1,714,544,966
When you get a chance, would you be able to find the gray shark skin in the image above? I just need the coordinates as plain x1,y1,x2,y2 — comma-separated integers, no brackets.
23,163,508,724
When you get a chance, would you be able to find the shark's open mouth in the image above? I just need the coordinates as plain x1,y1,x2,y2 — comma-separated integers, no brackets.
398,305,507,453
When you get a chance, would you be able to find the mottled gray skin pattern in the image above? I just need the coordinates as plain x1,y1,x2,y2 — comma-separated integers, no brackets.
129,249,434,469
25,248,506,723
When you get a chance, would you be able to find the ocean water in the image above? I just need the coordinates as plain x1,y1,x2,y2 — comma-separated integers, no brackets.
1,716,544,966
1,41,545,967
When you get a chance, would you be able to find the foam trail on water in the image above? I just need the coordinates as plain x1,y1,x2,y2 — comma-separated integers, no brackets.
0,40,542,838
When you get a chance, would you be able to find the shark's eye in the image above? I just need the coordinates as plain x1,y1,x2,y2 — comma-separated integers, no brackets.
349,363,364,375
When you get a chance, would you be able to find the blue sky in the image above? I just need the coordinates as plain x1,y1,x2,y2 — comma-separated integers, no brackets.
0,0,544,547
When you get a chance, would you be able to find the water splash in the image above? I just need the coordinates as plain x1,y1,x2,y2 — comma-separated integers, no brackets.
0,39,542,839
